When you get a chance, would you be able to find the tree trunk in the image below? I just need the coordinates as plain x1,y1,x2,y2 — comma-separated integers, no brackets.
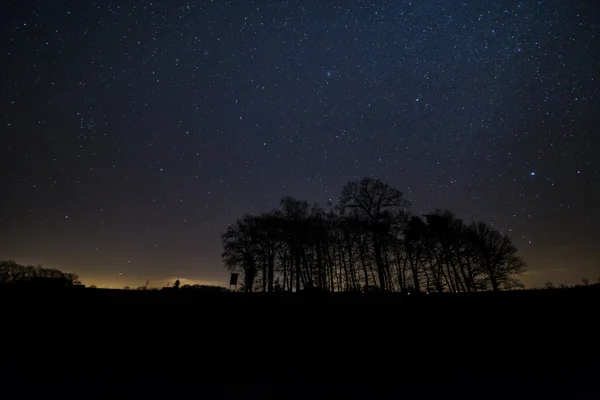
267,252,275,293
372,233,386,290
358,243,370,290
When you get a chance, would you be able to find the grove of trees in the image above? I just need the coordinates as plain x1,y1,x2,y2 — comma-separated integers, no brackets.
222,177,526,293
0,260,81,286
179,284,229,293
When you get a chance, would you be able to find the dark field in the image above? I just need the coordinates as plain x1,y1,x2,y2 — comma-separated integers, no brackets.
2,287,598,399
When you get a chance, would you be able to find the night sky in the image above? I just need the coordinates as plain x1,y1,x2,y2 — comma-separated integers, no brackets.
2,0,599,288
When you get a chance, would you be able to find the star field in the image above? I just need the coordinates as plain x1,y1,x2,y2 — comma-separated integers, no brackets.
1,0,599,288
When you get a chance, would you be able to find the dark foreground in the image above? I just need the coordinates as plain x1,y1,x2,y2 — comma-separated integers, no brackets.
2,288,598,399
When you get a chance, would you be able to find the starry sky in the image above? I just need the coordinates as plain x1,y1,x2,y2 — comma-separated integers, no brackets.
2,0,599,288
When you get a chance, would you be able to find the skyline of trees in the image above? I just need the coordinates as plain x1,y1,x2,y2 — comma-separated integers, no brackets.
221,177,527,293
0,260,80,286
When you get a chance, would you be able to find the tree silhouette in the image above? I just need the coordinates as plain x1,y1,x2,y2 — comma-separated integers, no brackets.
468,220,526,291
254,212,284,292
222,215,260,292
0,260,80,286
582,278,589,286
339,178,410,290
180,284,228,293
279,197,310,292
173,279,180,289
220,178,528,293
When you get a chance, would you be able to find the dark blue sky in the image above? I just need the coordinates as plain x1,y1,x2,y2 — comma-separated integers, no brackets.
2,0,599,288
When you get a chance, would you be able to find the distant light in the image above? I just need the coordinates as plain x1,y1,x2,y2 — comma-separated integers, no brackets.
530,172,536,177
65,215,69,219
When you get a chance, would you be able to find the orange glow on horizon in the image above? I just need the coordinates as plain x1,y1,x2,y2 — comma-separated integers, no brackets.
80,276,226,289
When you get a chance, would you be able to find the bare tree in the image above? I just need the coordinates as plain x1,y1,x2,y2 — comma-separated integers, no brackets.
582,278,589,286
253,212,284,292
222,215,260,292
468,221,526,291
0,260,81,286
279,197,310,292
339,178,410,290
